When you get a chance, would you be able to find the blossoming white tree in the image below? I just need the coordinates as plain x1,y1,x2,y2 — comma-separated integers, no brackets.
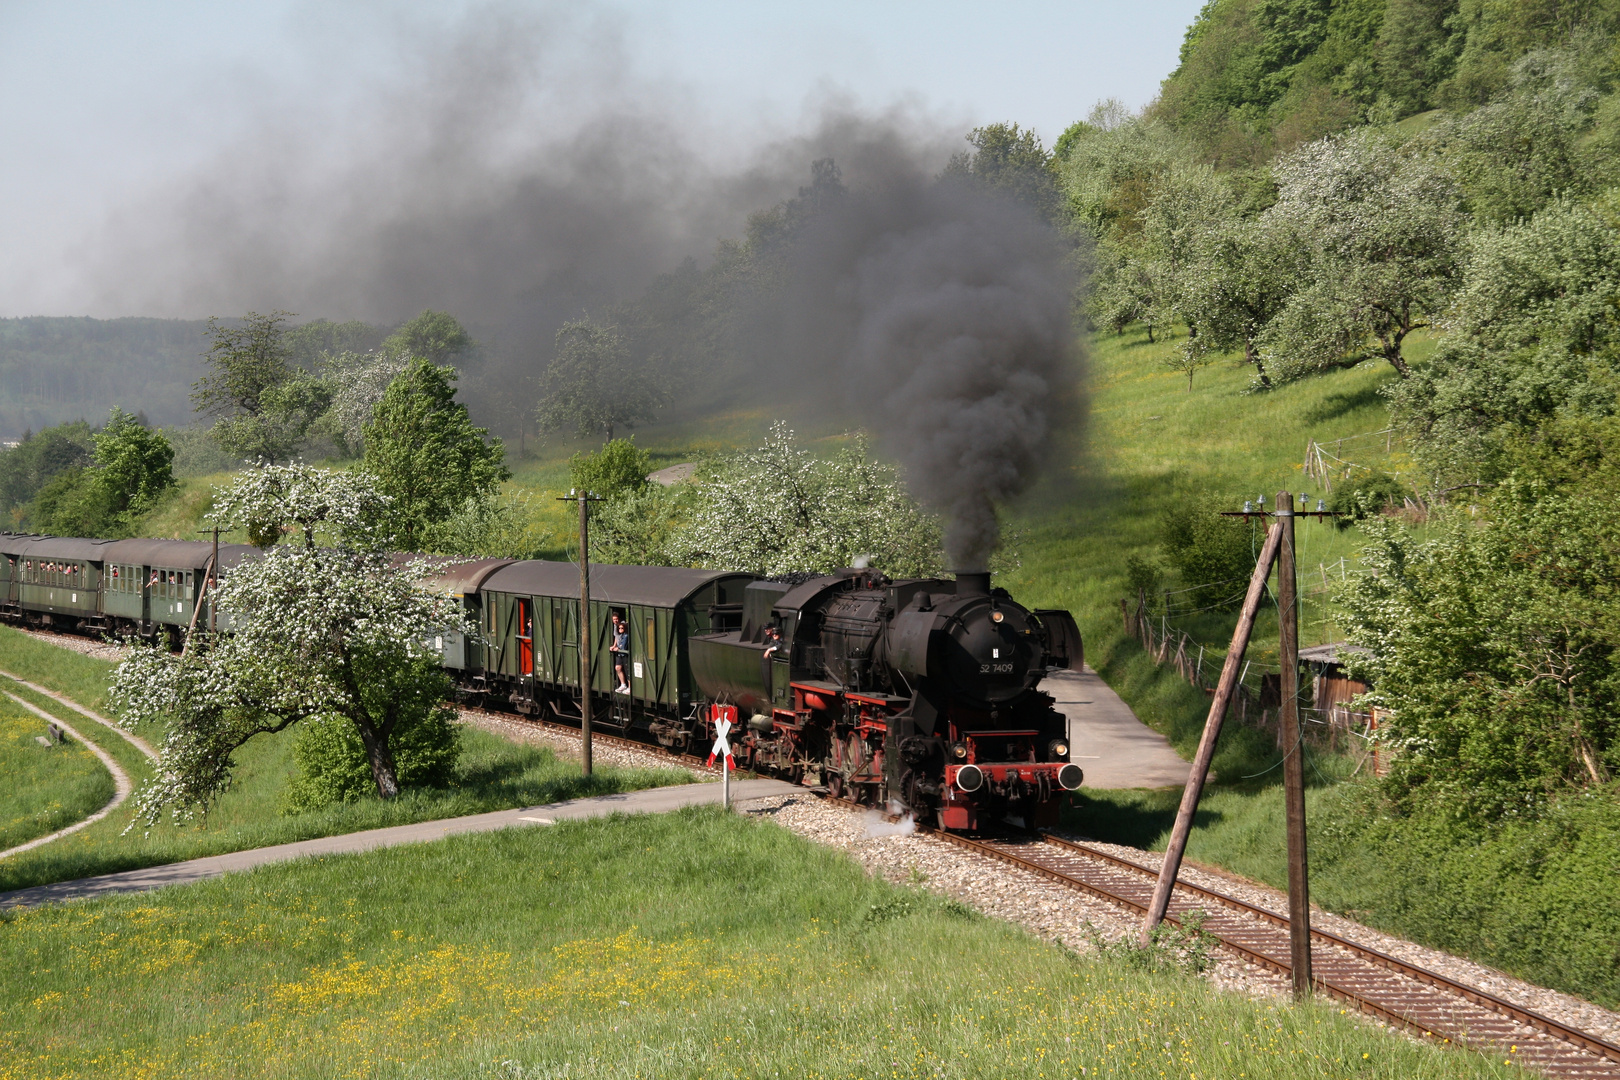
1257,128,1464,381
670,423,946,578
111,464,466,824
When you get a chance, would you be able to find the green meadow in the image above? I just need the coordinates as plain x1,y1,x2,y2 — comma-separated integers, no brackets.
0,808,1526,1080
0,695,114,853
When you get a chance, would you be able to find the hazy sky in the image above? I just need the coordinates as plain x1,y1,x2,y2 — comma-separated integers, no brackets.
0,1,1201,318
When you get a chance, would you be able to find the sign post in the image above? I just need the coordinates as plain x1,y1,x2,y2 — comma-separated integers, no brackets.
707,705,737,809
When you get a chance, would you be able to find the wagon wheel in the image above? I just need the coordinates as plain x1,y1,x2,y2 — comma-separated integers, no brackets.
826,773,845,799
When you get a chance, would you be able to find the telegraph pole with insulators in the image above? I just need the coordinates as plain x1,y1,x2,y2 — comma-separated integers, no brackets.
558,489,603,776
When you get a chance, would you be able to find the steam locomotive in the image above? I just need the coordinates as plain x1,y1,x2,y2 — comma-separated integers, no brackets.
2,530,1085,830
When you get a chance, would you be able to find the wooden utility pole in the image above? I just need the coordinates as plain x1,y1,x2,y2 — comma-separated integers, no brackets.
558,490,603,776
1277,490,1313,998
210,525,219,637
1141,520,1284,944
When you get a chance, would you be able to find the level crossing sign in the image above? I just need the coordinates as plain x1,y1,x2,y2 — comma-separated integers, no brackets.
707,708,736,771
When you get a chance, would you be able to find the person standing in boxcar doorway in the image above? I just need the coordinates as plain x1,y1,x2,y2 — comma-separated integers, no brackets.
611,611,631,694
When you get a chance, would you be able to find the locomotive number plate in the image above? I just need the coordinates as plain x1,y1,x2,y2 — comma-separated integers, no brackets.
979,662,1015,674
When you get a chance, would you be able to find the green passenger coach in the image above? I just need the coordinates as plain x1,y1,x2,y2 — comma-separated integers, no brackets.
475,561,753,731
1,536,116,625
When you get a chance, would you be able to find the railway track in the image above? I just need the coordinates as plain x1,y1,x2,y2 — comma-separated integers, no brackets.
939,829,1620,1080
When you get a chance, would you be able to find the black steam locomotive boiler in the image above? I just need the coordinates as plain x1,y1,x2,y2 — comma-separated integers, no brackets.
686,568,1085,830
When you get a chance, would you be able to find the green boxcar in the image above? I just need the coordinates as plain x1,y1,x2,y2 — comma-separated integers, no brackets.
101,539,262,635
477,562,754,715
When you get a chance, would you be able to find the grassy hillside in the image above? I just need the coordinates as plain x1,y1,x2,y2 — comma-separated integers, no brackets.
0,807,1523,1080
1000,325,1426,778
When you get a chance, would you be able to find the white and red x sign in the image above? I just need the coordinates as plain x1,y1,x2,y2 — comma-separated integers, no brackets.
707,717,734,770
706,706,736,770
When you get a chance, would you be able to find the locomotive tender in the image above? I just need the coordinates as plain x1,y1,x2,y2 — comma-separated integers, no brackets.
2,530,1086,830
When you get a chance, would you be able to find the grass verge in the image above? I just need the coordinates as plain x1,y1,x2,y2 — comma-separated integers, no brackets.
0,808,1527,1079
0,696,115,852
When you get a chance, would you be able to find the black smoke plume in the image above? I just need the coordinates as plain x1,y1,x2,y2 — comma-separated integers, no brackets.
50,7,1083,568
766,165,1082,571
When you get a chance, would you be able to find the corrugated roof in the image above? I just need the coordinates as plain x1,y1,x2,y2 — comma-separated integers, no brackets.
482,561,754,607
0,533,47,557
411,556,515,596
1299,642,1370,664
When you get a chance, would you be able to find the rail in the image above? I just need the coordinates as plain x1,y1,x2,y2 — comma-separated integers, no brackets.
929,827,1620,1079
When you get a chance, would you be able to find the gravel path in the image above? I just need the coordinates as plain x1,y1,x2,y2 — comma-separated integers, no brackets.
0,691,133,860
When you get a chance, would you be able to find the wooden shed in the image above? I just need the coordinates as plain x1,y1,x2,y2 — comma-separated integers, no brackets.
1299,642,1371,727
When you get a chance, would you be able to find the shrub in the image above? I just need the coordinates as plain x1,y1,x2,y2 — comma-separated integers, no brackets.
285,703,461,812
1158,498,1255,610
569,437,652,500
1124,554,1163,607
1325,471,1409,527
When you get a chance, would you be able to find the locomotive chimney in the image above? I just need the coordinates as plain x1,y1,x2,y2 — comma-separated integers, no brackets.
955,571,991,596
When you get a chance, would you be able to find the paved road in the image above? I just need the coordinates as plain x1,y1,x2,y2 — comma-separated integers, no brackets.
0,777,802,911
1044,666,1192,789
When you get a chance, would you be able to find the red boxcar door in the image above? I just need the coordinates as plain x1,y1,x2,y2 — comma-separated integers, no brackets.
517,599,534,676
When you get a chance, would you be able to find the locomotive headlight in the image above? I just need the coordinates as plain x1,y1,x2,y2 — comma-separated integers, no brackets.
1049,740,1069,760
951,741,968,759
990,610,1005,623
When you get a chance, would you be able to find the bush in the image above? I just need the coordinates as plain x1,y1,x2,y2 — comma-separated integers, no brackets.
1158,498,1255,610
590,483,687,566
569,437,652,500
423,489,555,560
1339,485,1620,823
1326,471,1409,527
285,706,461,812
1124,554,1163,606
1311,783,1620,1009
27,467,117,537
670,423,945,578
